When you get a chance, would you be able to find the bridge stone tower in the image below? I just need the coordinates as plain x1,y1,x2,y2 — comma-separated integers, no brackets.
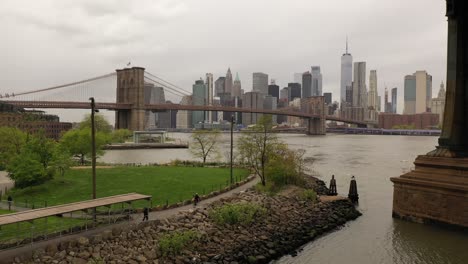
301,96,326,135
391,0,468,228
115,67,146,131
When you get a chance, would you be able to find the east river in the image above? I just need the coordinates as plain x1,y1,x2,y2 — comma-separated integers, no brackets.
100,133,468,264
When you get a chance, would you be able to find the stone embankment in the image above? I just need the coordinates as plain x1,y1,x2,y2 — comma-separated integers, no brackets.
16,179,360,264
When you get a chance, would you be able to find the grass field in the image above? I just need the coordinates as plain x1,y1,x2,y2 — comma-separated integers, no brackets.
7,166,250,208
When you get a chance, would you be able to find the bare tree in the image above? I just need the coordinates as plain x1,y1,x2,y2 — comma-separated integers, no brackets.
190,130,221,166
238,115,279,186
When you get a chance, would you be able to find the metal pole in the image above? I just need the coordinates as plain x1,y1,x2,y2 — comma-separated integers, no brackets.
90,97,97,223
230,115,234,185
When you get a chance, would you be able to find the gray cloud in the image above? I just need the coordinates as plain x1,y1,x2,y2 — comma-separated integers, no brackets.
0,0,447,121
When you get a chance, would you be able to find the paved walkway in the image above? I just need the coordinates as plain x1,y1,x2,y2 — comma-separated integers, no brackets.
0,177,260,263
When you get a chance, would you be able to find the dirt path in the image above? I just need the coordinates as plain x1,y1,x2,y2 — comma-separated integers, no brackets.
0,177,260,263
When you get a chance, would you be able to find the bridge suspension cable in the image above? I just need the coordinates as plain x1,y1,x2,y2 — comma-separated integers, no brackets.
0,72,116,98
145,71,191,95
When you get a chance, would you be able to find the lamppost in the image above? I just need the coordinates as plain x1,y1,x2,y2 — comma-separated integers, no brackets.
230,115,235,185
89,97,97,200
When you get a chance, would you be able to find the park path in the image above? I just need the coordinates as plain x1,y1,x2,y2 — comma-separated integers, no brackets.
0,176,260,263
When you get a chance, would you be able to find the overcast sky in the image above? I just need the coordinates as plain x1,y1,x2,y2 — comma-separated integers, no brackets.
1,0,447,122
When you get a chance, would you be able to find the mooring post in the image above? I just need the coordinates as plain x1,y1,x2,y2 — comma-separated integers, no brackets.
328,175,337,196
348,176,359,203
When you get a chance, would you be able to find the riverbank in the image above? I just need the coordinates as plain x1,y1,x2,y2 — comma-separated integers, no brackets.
20,177,361,264
102,143,188,150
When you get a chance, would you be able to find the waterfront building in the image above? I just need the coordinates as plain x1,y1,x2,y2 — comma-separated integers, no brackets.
288,83,301,101
242,91,263,126
378,112,439,129
215,77,225,97
404,71,432,114
431,81,446,125
253,72,268,95
205,73,214,123
232,72,242,98
176,95,192,129
192,79,206,126
311,66,323,96
302,71,312,98
340,39,353,108
225,68,233,95
352,62,367,109
268,80,280,102
0,102,71,140
391,87,397,114
384,87,392,113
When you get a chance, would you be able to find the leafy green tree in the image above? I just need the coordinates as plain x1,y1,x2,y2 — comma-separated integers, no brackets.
60,128,109,165
111,129,133,143
190,130,221,166
7,149,49,188
25,130,56,169
238,115,280,186
0,127,27,168
79,114,113,133
50,144,74,177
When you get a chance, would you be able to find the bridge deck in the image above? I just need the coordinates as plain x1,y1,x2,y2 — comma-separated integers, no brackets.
0,193,151,226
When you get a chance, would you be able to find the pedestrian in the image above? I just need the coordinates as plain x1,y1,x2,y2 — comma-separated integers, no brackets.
7,196,12,211
329,175,337,196
193,193,200,206
142,207,149,221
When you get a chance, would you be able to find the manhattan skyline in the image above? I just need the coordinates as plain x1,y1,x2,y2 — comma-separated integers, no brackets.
1,0,446,120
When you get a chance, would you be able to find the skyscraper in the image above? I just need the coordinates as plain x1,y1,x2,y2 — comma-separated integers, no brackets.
215,77,225,97
232,72,242,97
324,93,332,104
404,71,432,114
384,87,391,113
391,87,397,113
205,73,214,123
176,95,192,129
368,70,378,110
311,66,322,96
192,79,206,126
280,87,289,103
225,68,233,95
340,38,353,108
352,62,367,108
431,81,445,124
242,91,263,126
268,80,280,102
253,72,268,95
302,71,312,98
288,83,301,101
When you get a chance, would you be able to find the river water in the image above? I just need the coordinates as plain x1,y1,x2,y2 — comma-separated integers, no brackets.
100,133,468,264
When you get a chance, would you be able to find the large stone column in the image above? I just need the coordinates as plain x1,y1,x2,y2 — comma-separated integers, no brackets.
115,67,146,131
390,0,468,228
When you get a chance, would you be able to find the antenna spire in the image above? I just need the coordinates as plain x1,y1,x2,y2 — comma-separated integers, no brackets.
346,36,348,54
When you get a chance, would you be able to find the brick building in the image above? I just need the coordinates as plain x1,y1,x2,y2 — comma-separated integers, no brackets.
378,112,439,129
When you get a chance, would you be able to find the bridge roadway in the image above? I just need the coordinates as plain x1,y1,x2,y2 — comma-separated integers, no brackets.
2,100,372,126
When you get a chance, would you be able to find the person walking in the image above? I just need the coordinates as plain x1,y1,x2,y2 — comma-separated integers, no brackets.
142,207,149,221
7,196,12,211
193,193,200,207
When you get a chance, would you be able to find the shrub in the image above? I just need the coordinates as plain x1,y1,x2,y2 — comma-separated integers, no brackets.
301,189,317,202
159,230,199,256
209,202,267,226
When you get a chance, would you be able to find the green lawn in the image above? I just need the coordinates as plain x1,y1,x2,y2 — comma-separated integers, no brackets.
7,166,249,208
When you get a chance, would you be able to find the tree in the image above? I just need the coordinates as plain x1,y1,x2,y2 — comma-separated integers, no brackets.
50,144,74,177
25,130,56,169
238,115,280,186
79,113,112,133
111,129,133,143
61,128,109,165
7,149,49,188
190,130,221,165
0,127,27,168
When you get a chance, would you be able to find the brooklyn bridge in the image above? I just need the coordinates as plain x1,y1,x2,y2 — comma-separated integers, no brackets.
1,67,376,134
